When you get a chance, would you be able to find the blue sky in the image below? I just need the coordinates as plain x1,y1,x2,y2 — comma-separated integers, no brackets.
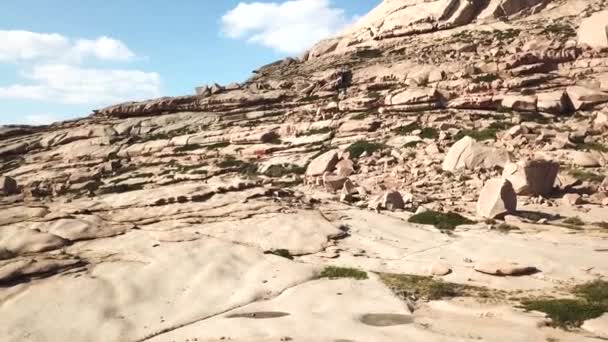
0,0,377,125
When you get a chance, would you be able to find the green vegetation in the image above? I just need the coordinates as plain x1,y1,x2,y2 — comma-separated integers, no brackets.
522,299,605,328
403,141,420,148
205,141,231,150
569,169,605,183
301,127,332,136
393,122,438,139
320,266,368,280
346,141,387,159
264,164,306,177
409,210,475,230
496,223,520,233
351,113,370,120
520,280,608,329
595,222,608,230
454,121,513,141
563,216,585,227
491,29,521,41
541,23,576,40
575,142,608,153
174,144,203,153
378,273,497,301
394,122,420,135
472,74,499,83
218,156,258,176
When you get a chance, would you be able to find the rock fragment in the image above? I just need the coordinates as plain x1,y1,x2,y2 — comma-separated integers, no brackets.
306,150,339,176
474,262,537,276
476,178,517,219
0,176,18,195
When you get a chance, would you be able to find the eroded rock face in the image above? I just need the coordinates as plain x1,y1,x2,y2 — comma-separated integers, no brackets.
306,150,339,176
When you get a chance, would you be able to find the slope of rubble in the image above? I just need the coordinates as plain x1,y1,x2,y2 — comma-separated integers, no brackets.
1,0,608,341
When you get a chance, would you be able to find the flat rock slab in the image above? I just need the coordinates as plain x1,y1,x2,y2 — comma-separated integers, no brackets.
0,230,316,342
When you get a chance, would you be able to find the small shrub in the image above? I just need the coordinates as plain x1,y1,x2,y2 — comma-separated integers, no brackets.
264,164,306,177
205,141,231,150
351,113,369,120
320,266,368,280
496,223,520,233
409,210,475,230
521,299,605,328
378,273,488,301
569,169,604,183
346,141,387,158
575,142,608,153
394,122,420,135
575,280,608,305
472,74,499,83
301,127,332,136
454,128,498,141
174,144,203,153
420,127,439,139
563,217,585,227
403,141,420,148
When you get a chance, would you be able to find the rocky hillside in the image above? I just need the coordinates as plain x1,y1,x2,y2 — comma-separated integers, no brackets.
2,0,608,341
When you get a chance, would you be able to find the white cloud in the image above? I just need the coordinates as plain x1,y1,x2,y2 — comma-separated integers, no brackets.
0,64,161,105
221,0,351,54
0,30,135,63
73,36,135,61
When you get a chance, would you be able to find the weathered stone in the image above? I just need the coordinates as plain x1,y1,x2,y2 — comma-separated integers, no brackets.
335,159,355,177
566,86,608,110
537,91,571,114
501,95,537,112
570,151,601,167
429,262,451,276
578,10,608,48
474,262,537,276
442,136,510,172
323,174,348,192
502,160,559,196
382,191,405,210
476,178,517,219
562,193,583,206
306,150,339,177
0,176,18,195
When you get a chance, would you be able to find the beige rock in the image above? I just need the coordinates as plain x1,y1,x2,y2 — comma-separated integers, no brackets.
306,150,339,176
502,160,559,196
582,313,608,338
562,193,583,206
442,136,510,172
474,262,537,276
0,227,68,255
501,95,537,112
429,262,452,276
578,10,608,48
323,174,348,192
595,111,608,127
0,176,18,195
570,151,601,167
336,159,355,177
566,86,608,110
476,178,517,219
537,91,570,114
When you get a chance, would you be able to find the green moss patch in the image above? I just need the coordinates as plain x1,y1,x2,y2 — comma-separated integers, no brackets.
563,216,585,227
264,164,306,177
409,210,475,230
569,169,605,183
351,113,370,120
346,141,387,159
378,273,497,301
521,280,608,329
320,266,368,280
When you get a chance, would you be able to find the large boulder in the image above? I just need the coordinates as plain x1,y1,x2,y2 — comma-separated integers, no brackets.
442,136,510,172
578,10,608,48
476,178,517,219
306,150,339,177
502,160,559,196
